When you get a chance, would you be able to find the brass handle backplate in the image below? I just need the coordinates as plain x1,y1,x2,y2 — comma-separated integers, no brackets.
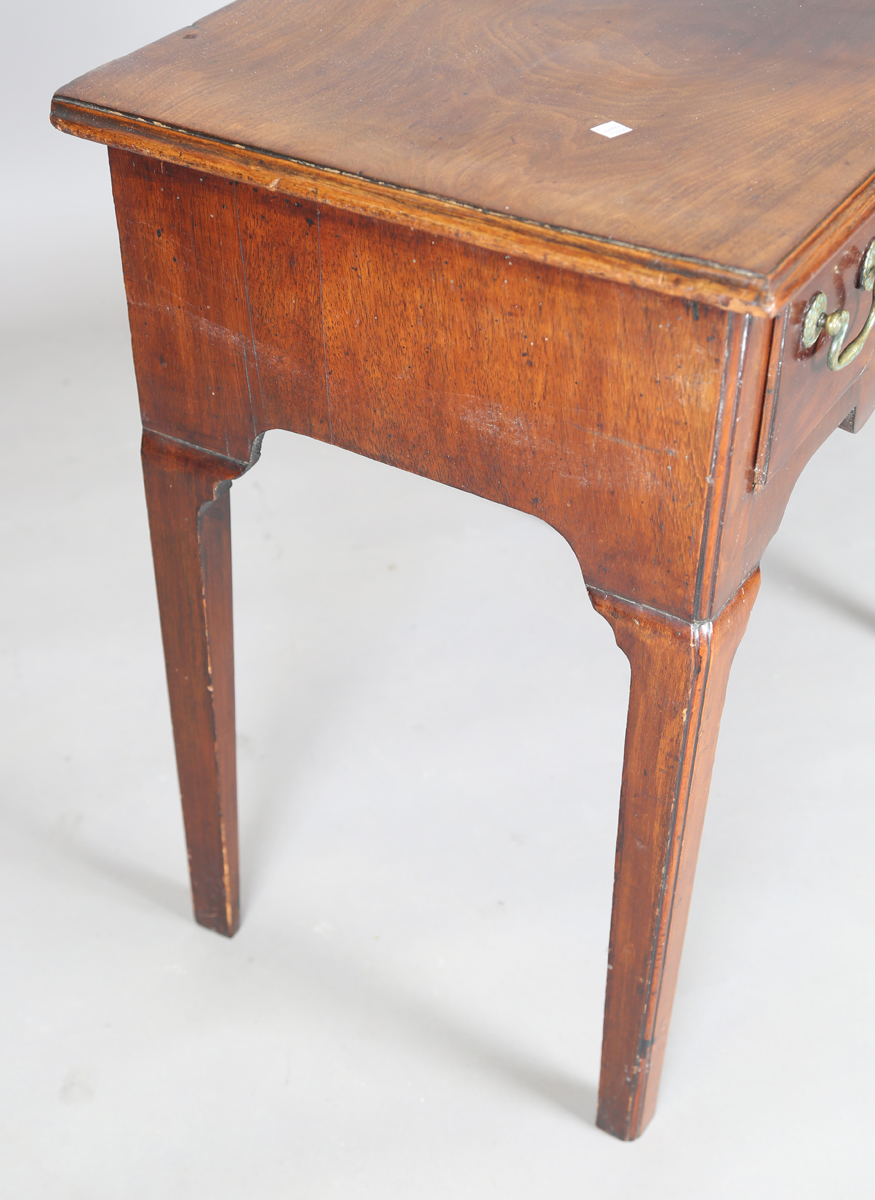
801,238,875,370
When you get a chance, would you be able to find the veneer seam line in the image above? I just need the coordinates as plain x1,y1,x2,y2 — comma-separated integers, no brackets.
692,313,735,621
587,573,757,629
704,315,751,617
233,182,265,433
141,427,254,470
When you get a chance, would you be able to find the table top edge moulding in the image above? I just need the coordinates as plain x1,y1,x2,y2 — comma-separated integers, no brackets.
48,96,769,314
50,0,875,316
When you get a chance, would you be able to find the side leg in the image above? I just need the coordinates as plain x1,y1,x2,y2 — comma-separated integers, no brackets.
589,571,760,1139
141,429,251,936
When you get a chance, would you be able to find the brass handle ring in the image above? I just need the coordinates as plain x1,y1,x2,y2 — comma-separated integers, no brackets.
801,238,875,370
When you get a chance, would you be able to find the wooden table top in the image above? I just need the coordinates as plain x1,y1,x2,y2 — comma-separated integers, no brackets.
53,0,875,313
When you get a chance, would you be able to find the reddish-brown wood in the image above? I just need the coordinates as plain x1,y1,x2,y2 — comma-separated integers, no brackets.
110,152,330,460
49,97,773,316
111,151,753,621
588,572,760,1140
52,0,875,1142
100,147,871,1133
729,224,875,584
141,429,255,937
51,0,875,314
755,222,875,488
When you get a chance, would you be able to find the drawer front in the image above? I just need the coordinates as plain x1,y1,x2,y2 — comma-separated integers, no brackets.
754,221,875,488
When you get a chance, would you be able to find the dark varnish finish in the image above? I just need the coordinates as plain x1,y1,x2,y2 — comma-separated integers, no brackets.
103,148,865,1138
52,0,875,1143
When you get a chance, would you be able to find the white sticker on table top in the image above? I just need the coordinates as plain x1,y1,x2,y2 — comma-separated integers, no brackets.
590,121,632,139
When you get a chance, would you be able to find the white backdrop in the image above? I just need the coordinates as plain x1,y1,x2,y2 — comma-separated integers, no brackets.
1,4,874,1196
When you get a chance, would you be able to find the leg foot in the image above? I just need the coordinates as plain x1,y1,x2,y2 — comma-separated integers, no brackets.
589,572,760,1138
141,430,250,936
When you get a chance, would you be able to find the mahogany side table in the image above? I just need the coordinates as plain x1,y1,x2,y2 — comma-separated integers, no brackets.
52,0,875,1140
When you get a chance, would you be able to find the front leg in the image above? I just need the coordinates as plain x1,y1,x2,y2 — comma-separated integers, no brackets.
141,430,255,937
589,571,760,1139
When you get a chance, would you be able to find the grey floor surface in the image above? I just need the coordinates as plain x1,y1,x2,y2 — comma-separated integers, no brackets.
2,5,874,1196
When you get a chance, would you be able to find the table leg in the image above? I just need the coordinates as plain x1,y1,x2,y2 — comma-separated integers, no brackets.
141,429,250,937
588,571,760,1139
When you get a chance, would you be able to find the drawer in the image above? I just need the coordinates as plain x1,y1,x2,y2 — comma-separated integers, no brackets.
754,222,875,489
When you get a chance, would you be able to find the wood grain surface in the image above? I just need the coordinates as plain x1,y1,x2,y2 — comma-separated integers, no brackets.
106,148,867,1137
110,150,761,621
756,223,875,487
141,429,255,936
589,571,760,1140
111,148,866,620
52,0,875,314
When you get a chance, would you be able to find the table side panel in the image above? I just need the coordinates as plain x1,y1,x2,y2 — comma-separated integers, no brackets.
111,151,748,621
317,206,734,618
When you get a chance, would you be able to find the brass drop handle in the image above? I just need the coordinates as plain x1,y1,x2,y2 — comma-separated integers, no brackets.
801,238,875,370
